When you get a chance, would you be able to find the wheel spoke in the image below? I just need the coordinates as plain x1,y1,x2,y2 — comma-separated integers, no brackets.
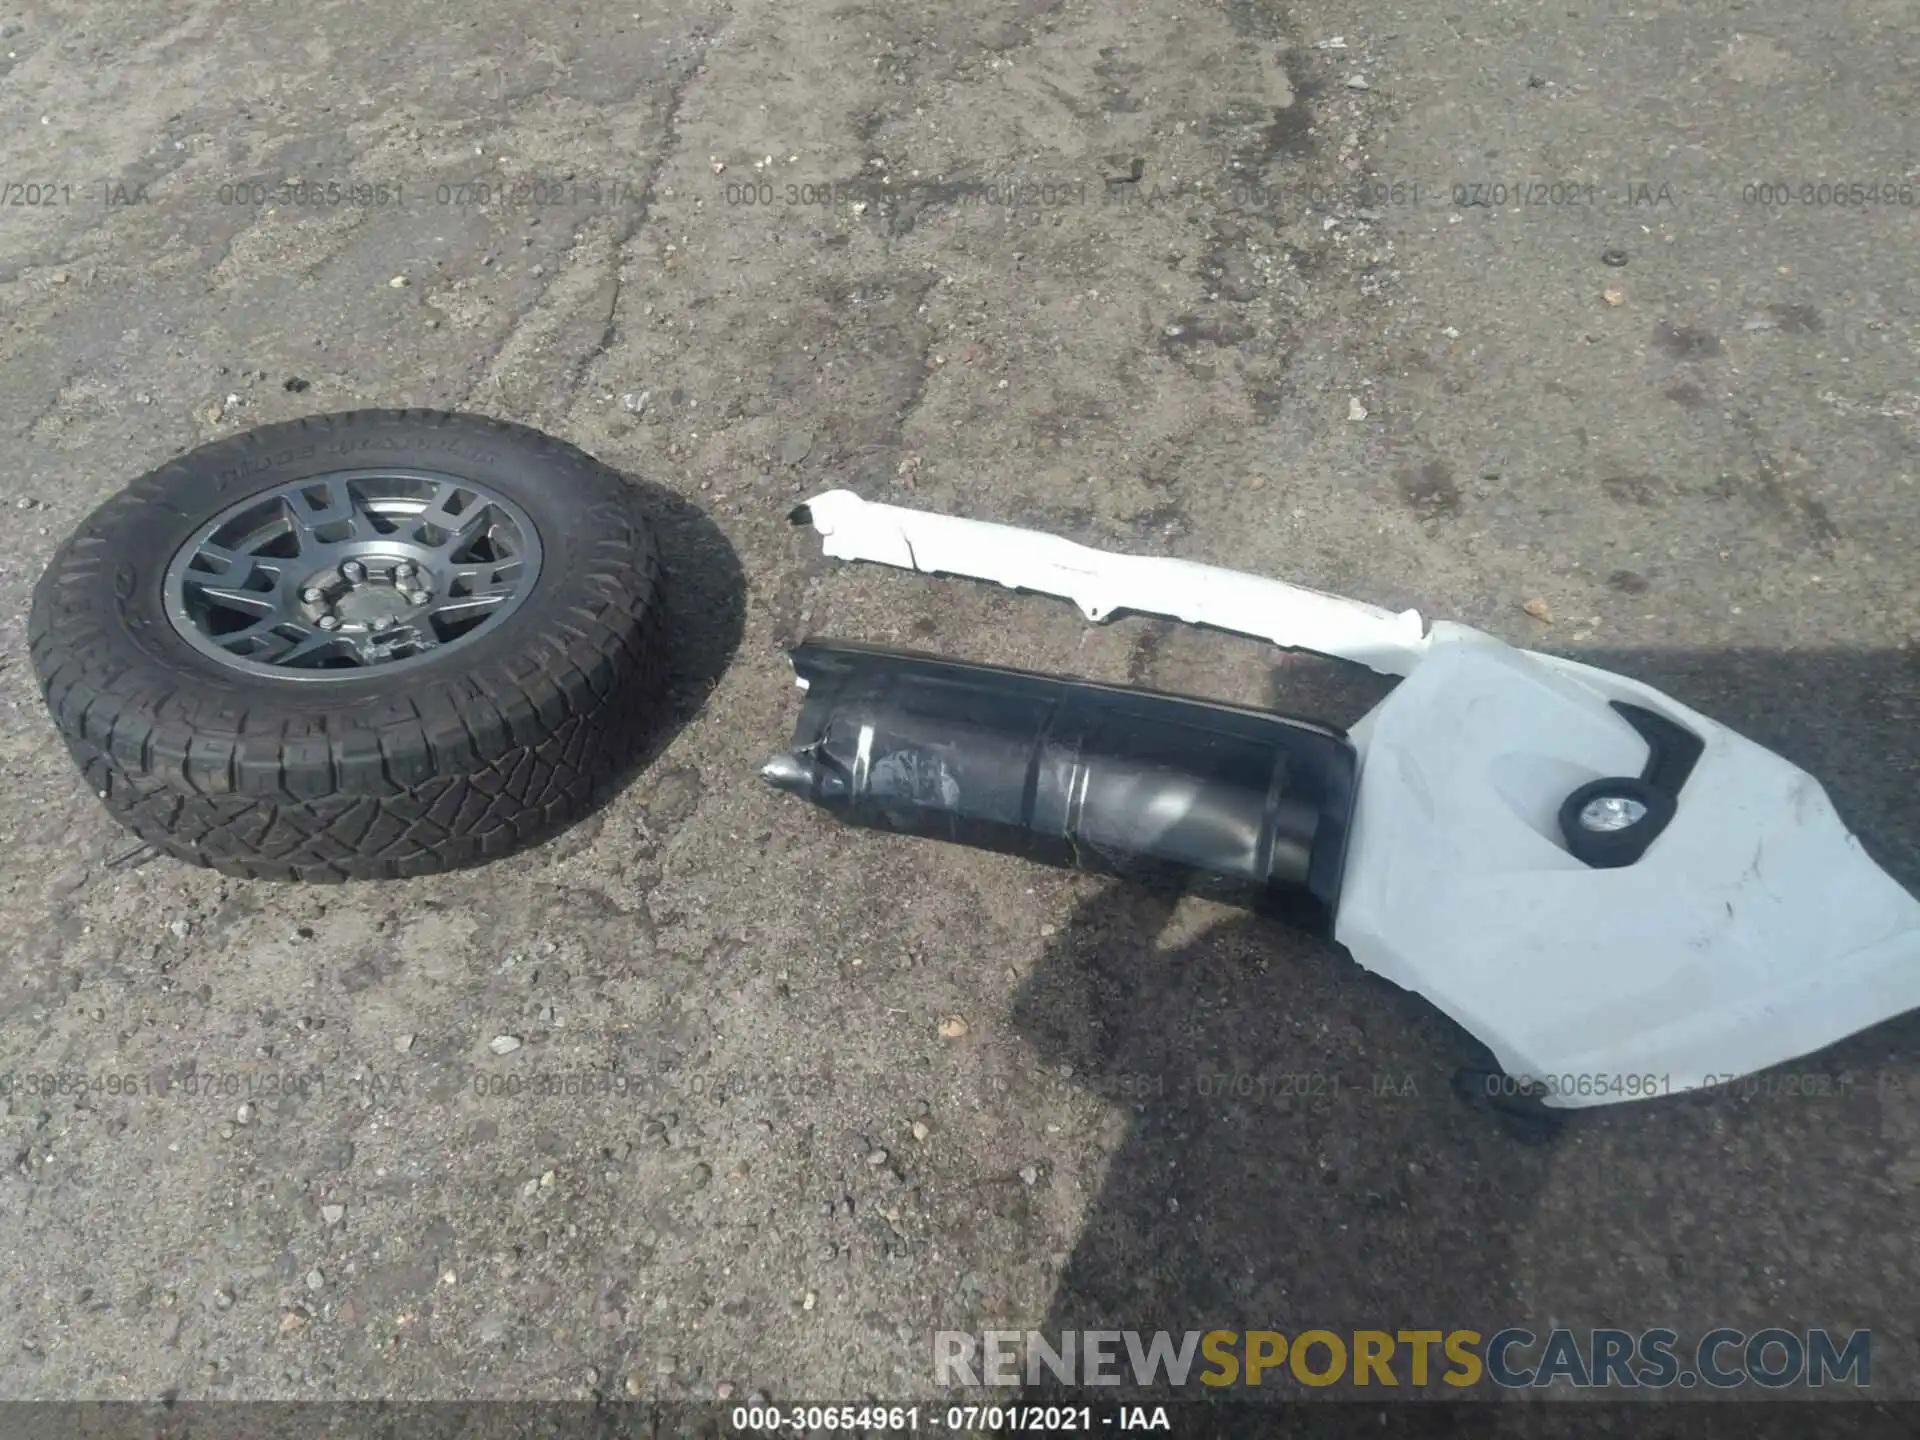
223,516,299,566
208,614,276,652
190,584,280,618
183,537,294,621
431,562,525,626
274,631,349,668
415,488,498,556
426,591,514,624
450,562,523,589
243,623,346,668
189,541,246,576
288,477,360,549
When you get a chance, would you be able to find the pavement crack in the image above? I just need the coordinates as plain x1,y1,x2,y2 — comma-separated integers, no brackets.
1735,411,1841,553
522,19,730,410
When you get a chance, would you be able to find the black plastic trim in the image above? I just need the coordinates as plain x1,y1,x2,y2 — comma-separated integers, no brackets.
1612,700,1706,797
1553,701,1703,868
763,641,1360,931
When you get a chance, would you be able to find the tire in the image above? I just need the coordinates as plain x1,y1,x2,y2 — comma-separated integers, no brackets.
27,409,670,881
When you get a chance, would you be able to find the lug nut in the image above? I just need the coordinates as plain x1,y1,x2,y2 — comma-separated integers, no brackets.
315,614,341,631
393,560,417,580
300,586,326,604
340,560,367,584
405,589,432,606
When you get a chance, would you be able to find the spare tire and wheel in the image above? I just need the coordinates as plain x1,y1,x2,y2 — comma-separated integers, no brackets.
28,410,670,880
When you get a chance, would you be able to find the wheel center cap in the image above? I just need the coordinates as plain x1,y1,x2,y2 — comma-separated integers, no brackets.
333,583,421,626
299,554,440,632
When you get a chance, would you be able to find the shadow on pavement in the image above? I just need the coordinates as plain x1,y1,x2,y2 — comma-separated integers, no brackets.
1008,645,1920,1430
599,474,746,794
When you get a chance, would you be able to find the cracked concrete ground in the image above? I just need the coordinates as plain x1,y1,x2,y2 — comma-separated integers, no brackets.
0,0,1916,1410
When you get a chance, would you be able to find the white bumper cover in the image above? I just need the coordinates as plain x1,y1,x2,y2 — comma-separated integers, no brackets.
1337,627,1920,1106
794,489,1920,1107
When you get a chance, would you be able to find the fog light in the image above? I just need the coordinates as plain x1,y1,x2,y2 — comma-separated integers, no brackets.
1579,794,1649,832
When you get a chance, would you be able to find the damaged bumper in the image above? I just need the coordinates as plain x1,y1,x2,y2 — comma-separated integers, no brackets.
771,491,1920,1109
793,488,1430,675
